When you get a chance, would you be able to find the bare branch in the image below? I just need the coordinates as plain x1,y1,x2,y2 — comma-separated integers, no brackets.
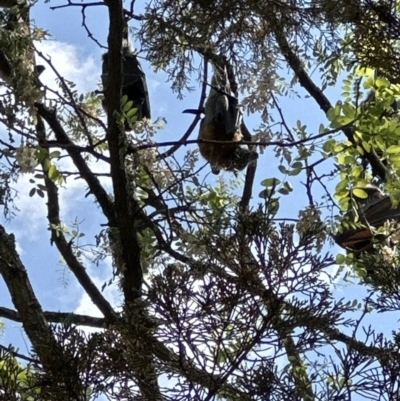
35,103,117,226
158,57,208,160
272,24,388,181
0,306,105,328
35,113,118,323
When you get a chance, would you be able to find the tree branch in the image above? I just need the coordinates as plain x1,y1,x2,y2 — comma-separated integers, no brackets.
35,103,117,227
103,0,143,303
102,3,161,400
0,225,83,397
35,113,118,323
158,57,208,160
272,24,388,181
239,121,257,210
0,306,105,328
0,225,59,367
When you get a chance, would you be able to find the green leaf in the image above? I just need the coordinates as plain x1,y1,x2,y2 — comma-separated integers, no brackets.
386,145,400,154
283,181,293,192
375,77,390,88
268,199,280,214
390,156,400,168
296,120,304,130
126,107,139,117
336,179,349,192
351,165,364,178
339,198,350,210
43,158,51,172
288,168,301,176
354,130,363,141
215,349,227,364
342,103,355,118
356,66,374,77
260,178,281,187
362,141,371,152
323,138,336,152
129,115,138,124
122,100,134,112
120,95,129,106
336,253,346,264
327,107,336,122
278,188,290,195
278,165,287,174
48,164,57,180
49,151,61,159
333,143,345,152
352,188,368,199
337,115,354,125
284,152,292,164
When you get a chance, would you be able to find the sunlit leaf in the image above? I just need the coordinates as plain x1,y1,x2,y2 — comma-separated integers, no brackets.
386,145,400,154
352,188,368,199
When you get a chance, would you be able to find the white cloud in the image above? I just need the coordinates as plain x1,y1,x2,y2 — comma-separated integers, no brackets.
33,40,113,214
3,174,48,242
36,40,100,93
0,40,111,232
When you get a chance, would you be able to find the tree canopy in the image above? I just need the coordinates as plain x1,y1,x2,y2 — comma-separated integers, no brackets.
1,0,400,400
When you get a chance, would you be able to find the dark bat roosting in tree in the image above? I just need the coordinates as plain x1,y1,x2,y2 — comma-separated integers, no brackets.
184,64,258,174
334,186,400,253
101,33,150,131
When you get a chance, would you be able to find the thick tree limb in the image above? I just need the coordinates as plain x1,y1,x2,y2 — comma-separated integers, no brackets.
103,0,143,304
0,225,59,367
0,225,84,397
102,3,161,400
0,306,105,328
